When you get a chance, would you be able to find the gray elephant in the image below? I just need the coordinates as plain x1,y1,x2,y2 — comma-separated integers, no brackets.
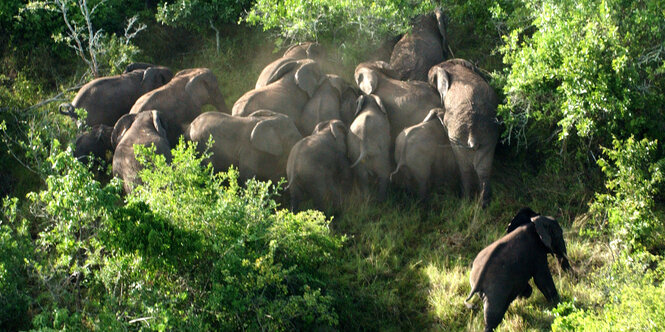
389,8,451,81
233,59,323,135
355,61,441,141
465,209,572,332
130,68,229,147
428,59,499,207
74,124,114,180
187,110,302,183
60,66,173,127
112,110,172,193
346,94,392,201
298,74,355,135
287,120,352,211
255,42,324,89
391,108,459,200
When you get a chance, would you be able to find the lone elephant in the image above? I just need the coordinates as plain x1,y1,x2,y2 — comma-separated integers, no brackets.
60,66,173,127
428,59,499,207
389,8,451,81
130,68,229,146
112,110,172,193
187,110,302,183
391,108,459,200
287,120,352,211
466,209,572,332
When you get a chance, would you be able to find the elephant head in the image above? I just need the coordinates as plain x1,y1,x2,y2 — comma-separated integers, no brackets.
74,124,114,167
506,207,539,233
124,62,157,73
249,110,302,157
184,68,229,113
531,215,572,271
111,112,168,150
140,66,174,95
354,61,397,95
264,59,323,98
283,42,325,60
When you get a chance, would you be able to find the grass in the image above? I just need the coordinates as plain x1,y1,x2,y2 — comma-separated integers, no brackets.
5,23,659,332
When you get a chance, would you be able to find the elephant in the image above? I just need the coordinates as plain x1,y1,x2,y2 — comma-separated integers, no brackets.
428,59,499,207
298,74,354,135
355,61,442,142
287,120,353,211
465,210,572,332
346,94,392,201
255,42,324,89
389,8,451,81
187,110,302,183
130,68,229,147
112,110,172,193
233,59,323,135
390,108,459,200
59,66,174,127
124,62,158,73
73,124,114,179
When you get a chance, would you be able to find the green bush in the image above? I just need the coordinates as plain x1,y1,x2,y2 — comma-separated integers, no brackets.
552,254,665,331
499,0,665,157
589,136,665,252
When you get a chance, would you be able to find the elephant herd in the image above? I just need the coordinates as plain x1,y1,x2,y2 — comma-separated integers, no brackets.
66,8,499,208
63,10,574,331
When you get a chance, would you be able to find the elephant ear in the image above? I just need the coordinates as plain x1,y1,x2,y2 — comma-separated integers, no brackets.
111,113,137,148
142,67,168,92
506,207,539,233
370,94,387,114
267,59,300,85
186,70,219,108
329,120,347,139
306,42,324,59
295,61,322,98
250,120,282,156
355,68,378,95
327,74,346,96
532,216,553,252
149,110,168,138
428,66,450,106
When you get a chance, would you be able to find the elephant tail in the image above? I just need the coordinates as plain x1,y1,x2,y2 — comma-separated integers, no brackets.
464,286,479,309
59,103,77,117
389,161,404,182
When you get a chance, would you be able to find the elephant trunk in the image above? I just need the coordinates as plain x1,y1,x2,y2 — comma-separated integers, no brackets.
213,94,230,114
557,253,572,272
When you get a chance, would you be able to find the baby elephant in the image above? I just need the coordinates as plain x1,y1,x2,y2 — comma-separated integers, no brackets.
466,209,572,332
287,120,352,211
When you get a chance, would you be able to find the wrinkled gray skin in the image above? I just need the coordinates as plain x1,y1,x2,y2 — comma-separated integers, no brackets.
355,61,441,142
337,79,361,126
60,67,173,127
187,110,302,183
466,213,572,332
346,94,392,201
287,120,352,211
74,124,113,180
299,74,353,135
233,59,323,135
389,8,451,81
391,108,459,200
112,111,172,193
255,42,325,89
428,59,499,207
130,68,229,147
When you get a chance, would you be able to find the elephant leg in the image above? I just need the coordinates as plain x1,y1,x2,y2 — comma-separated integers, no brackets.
533,264,559,302
453,147,476,199
517,283,532,299
290,184,303,212
483,296,510,332
376,175,389,202
355,165,370,197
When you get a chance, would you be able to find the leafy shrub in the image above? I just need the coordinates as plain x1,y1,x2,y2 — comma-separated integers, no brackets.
499,0,665,157
589,136,665,252
552,254,665,331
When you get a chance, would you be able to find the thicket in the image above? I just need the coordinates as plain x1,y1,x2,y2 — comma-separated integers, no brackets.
1,0,664,330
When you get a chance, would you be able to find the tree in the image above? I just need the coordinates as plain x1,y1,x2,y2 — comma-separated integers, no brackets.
156,0,254,54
